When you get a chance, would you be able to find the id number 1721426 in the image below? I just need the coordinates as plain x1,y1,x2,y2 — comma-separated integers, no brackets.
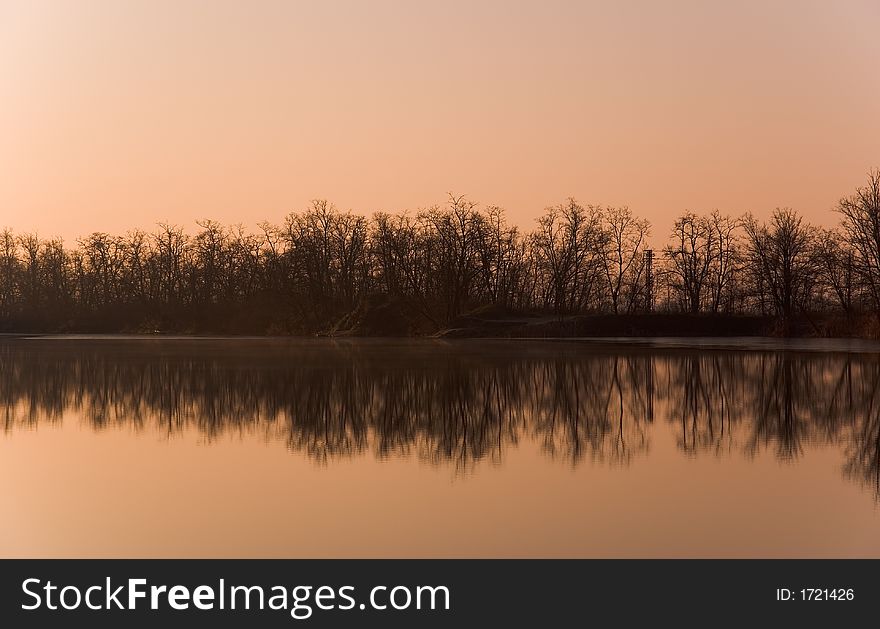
776,588,854,601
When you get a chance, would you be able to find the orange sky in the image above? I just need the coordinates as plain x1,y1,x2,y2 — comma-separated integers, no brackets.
1,1,878,242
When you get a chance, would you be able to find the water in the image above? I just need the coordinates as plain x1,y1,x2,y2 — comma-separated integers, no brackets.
1,336,878,558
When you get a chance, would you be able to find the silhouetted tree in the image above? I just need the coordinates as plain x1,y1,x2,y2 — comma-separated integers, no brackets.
665,212,715,313
743,209,818,330
0,230,20,320
837,170,880,321
531,200,606,314
421,195,486,322
706,211,742,314
601,206,651,314
814,228,858,314
475,206,530,309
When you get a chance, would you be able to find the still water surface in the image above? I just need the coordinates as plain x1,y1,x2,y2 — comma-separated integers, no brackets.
1,336,878,557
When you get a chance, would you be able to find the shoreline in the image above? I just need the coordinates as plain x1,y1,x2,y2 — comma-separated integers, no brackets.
5,333,880,355
6,312,868,338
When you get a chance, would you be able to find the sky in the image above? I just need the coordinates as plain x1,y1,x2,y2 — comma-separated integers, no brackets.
1,0,878,242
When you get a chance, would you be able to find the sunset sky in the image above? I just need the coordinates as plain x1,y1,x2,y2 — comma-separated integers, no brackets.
1,0,878,242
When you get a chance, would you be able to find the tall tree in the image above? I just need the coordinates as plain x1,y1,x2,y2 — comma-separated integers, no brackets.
665,212,714,313
601,206,650,314
743,209,818,328
837,170,880,320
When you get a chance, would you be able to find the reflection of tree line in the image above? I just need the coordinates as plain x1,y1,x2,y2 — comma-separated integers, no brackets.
663,352,880,498
0,341,877,497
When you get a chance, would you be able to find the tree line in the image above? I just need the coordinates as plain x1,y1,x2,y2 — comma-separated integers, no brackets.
1,171,878,334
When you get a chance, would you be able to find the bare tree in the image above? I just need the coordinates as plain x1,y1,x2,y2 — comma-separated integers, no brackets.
531,200,606,315
330,211,369,311
421,194,486,322
18,233,41,312
665,212,714,313
153,223,188,308
0,230,19,319
743,209,818,329
707,211,741,314
474,206,529,309
601,206,651,314
814,228,857,314
837,170,880,321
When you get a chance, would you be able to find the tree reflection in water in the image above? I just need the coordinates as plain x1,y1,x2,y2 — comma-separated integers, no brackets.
1,338,877,499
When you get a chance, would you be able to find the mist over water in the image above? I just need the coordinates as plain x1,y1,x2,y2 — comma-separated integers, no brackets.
2,337,878,557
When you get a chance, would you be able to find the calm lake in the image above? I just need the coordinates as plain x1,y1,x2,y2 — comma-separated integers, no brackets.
1,336,879,558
